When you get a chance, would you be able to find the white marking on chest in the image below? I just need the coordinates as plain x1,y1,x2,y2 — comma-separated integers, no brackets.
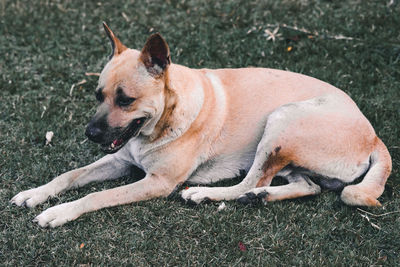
205,72,227,124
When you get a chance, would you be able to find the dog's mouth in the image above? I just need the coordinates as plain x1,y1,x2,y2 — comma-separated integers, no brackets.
101,117,147,154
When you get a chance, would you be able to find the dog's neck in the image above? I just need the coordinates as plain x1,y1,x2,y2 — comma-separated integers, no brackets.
148,63,206,143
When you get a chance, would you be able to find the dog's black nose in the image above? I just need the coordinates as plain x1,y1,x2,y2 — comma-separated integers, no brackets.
85,124,104,143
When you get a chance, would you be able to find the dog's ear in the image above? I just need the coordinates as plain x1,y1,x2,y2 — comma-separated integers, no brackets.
140,33,171,77
103,22,127,59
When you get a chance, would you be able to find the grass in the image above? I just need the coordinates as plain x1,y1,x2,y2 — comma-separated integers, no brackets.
1,0,399,265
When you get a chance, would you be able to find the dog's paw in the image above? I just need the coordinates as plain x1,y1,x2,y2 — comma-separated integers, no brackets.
237,191,268,205
10,187,50,208
33,201,80,228
180,187,217,205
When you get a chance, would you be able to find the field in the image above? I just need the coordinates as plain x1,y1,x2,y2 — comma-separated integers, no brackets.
1,0,399,265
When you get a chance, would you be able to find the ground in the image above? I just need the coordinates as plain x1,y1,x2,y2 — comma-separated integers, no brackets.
1,0,399,265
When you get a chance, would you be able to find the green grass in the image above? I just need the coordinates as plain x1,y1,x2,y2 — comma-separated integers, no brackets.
1,0,400,265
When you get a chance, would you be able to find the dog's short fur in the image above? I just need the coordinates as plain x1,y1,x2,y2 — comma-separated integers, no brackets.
11,23,392,227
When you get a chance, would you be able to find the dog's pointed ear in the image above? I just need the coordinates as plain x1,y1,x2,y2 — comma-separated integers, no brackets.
140,33,171,77
103,22,127,59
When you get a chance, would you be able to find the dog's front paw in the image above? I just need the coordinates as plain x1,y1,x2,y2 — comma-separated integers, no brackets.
10,186,51,208
33,201,80,228
180,187,218,204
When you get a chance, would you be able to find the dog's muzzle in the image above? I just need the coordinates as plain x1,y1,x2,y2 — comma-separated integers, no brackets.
85,115,108,144
85,116,147,154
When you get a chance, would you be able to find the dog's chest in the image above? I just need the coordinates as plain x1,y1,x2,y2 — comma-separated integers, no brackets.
124,136,183,171
123,138,158,170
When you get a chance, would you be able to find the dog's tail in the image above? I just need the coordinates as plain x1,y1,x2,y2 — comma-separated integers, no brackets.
341,137,392,206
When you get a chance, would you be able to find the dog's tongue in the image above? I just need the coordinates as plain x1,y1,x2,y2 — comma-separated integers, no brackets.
113,139,123,147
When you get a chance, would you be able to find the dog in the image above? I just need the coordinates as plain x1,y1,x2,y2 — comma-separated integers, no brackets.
11,23,392,227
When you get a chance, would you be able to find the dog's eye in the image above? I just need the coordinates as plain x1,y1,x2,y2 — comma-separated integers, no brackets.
116,96,136,107
95,89,104,103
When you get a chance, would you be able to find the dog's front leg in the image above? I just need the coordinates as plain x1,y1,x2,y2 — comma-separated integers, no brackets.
33,173,178,227
10,154,131,208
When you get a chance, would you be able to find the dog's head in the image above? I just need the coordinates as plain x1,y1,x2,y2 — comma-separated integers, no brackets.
85,23,171,153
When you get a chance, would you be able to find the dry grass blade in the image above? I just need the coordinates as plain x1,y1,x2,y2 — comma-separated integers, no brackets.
85,72,101,76
357,208,400,217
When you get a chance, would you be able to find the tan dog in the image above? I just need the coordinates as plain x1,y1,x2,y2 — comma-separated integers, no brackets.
11,23,392,227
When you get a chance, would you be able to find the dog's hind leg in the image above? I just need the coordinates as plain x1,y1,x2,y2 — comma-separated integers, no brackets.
10,153,132,208
237,174,321,204
182,94,391,206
